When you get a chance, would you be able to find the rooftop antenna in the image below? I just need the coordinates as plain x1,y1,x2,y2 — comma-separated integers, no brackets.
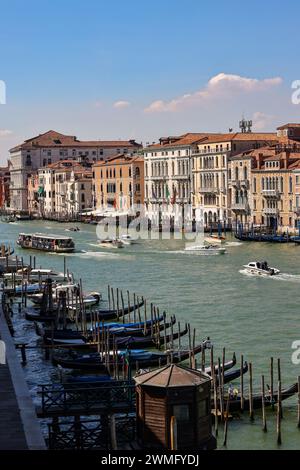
239,117,252,133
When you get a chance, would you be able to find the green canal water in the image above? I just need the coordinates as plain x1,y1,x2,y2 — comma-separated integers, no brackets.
1,219,300,450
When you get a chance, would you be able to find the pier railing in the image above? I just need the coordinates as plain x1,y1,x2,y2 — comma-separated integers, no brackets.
48,414,136,450
38,381,136,417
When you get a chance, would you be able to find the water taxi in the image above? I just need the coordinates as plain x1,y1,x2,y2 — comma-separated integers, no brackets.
98,238,123,249
17,233,75,253
184,244,226,255
243,261,280,276
120,234,138,245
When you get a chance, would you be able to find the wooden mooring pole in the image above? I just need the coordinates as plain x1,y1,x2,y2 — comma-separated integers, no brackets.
261,375,267,432
297,376,300,428
249,362,254,421
240,354,244,412
277,380,282,445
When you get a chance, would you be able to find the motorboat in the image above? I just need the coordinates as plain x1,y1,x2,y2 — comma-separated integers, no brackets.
120,234,138,245
98,238,123,249
184,244,226,255
243,261,280,276
65,227,80,232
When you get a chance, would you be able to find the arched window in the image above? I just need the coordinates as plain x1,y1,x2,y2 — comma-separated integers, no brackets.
244,166,247,180
235,167,239,181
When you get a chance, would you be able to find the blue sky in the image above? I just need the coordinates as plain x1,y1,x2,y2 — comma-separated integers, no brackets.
1,0,300,161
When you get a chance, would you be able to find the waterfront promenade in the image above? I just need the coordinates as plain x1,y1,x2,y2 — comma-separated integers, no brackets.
0,302,46,450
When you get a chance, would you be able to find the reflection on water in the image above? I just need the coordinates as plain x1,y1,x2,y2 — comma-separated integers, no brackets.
2,219,300,449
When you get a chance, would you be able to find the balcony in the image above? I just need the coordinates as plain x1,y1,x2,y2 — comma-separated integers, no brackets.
263,207,279,216
231,180,241,189
199,187,219,194
262,189,280,198
240,179,250,189
173,174,189,180
150,175,168,181
231,202,250,213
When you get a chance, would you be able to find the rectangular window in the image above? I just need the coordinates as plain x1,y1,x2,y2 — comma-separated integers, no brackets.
173,405,190,422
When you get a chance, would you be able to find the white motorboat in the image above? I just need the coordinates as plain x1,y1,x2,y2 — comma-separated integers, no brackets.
4,268,73,283
120,234,138,245
184,244,226,255
98,238,123,249
29,283,101,308
243,261,280,276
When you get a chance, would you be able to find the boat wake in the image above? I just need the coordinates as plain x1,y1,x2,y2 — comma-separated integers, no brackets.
239,269,300,282
80,251,121,259
226,242,243,247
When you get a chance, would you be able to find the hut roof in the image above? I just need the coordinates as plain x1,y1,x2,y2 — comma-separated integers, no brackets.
134,364,211,388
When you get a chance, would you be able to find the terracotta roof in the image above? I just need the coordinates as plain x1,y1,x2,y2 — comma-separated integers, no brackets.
198,132,278,145
146,133,218,149
134,364,211,388
263,155,282,161
10,130,142,152
277,123,300,130
288,159,300,169
46,160,82,169
93,153,144,167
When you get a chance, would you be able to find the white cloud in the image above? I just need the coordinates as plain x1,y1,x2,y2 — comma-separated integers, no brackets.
252,112,275,131
145,73,283,113
113,100,131,109
0,129,13,137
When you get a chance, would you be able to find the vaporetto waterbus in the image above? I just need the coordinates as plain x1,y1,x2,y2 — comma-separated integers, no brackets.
17,233,75,253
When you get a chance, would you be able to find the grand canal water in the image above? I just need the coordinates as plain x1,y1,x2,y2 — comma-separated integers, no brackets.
1,219,300,450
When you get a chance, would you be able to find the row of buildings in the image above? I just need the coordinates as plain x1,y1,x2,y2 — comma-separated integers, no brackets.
2,123,300,230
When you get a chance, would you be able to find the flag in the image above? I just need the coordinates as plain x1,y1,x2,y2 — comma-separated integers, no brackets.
166,185,170,201
171,187,177,205
113,197,117,209
152,186,158,200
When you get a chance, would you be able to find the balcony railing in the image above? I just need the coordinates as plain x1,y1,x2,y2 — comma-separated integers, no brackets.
173,174,189,180
262,189,280,198
263,207,279,216
192,148,228,155
150,175,168,181
198,187,219,194
231,202,250,212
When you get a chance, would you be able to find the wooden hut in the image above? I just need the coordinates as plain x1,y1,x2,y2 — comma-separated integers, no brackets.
134,364,216,450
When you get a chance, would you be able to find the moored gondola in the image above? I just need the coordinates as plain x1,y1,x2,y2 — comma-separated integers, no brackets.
40,315,175,338
25,298,145,323
44,323,188,350
220,382,298,412
52,340,212,370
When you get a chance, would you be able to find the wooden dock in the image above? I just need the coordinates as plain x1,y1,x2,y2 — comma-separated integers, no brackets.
0,302,46,450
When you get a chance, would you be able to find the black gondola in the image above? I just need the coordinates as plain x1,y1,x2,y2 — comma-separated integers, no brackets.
52,341,211,370
221,383,298,412
25,298,145,323
41,316,176,339
44,324,188,350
